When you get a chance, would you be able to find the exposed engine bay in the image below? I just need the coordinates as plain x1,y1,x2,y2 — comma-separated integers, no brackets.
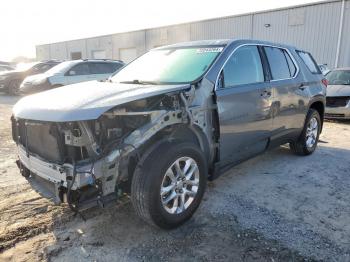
12,87,216,214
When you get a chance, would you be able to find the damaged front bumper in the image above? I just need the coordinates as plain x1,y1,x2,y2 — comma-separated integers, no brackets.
17,144,122,206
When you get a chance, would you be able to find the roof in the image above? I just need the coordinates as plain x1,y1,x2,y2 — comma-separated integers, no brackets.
156,39,233,49
155,39,298,51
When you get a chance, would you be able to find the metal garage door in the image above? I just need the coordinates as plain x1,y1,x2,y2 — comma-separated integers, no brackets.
119,48,137,63
92,50,106,59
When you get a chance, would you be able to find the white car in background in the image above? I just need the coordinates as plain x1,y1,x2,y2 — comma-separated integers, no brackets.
20,59,124,94
325,68,350,119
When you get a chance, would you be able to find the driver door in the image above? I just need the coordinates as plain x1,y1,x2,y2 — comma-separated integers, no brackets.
215,45,273,165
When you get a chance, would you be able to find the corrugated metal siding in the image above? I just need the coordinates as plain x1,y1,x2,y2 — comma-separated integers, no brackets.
86,36,113,59
111,31,146,60
36,45,50,61
145,24,191,50
49,42,67,60
252,1,342,66
338,0,350,67
190,15,252,40
36,0,350,67
66,39,87,59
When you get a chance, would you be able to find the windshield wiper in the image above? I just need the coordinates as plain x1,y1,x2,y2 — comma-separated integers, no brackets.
120,79,159,85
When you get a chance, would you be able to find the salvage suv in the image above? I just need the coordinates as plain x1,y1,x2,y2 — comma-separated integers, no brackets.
12,39,326,229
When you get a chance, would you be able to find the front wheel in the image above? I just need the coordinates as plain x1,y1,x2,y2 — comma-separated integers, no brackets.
131,141,207,229
290,109,321,155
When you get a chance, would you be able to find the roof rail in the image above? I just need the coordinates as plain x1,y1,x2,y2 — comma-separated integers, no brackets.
81,59,124,63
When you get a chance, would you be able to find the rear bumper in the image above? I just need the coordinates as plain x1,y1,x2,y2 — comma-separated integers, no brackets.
325,105,350,119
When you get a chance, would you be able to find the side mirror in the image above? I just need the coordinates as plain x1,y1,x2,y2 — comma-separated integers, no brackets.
69,70,76,76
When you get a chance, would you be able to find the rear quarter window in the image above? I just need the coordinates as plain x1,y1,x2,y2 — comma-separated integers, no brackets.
296,51,321,74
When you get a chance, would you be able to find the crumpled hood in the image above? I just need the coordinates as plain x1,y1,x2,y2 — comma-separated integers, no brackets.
326,85,350,97
13,81,190,122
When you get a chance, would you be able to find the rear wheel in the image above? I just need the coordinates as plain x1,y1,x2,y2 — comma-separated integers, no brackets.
290,109,321,155
8,79,22,95
131,141,207,229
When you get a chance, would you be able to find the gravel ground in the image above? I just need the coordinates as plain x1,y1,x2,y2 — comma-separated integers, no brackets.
0,94,349,262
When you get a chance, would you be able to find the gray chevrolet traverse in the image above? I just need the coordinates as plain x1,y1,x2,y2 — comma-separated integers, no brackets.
12,39,326,228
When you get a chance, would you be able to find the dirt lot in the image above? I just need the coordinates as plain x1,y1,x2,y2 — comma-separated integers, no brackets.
0,94,349,262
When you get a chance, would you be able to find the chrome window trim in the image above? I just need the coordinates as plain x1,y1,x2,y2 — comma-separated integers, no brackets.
215,43,300,90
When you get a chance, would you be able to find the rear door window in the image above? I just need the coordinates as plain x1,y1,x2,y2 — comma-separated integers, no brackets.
264,47,292,80
296,51,321,74
68,63,90,76
89,62,116,74
222,45,264,87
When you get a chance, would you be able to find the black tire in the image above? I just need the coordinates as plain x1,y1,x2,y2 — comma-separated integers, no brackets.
290,109,321,155
131,140,207,229
8,79,22,95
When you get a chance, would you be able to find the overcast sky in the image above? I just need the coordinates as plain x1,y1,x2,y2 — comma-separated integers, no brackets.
0,0,322,61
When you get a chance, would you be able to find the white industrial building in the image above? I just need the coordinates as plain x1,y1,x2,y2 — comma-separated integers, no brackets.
36,0,350,68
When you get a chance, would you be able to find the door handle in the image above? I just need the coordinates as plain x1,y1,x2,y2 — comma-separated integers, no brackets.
261,90,272,98
298,83,307,90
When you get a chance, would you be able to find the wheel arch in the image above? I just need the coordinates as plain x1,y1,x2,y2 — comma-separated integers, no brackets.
308,98,325,132
122,124,210,189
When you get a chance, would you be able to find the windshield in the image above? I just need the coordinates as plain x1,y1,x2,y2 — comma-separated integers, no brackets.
45,61,78,75
326,70,350,85
111,46,224,84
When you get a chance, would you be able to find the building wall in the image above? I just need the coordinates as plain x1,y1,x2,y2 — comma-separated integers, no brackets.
190,15,253,40
36,0,350,67
49,42,67,60
66,39,87,59
338,0,350,66
112,30,146,61
86,35,113,59
251,0,343,67
36,45,50,61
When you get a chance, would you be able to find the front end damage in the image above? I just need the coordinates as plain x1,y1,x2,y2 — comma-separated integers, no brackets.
12,87,215,212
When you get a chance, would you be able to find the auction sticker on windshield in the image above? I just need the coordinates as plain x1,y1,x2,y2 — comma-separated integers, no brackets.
196,47,224,53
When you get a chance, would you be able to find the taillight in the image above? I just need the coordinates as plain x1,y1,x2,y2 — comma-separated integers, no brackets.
321,78,328,88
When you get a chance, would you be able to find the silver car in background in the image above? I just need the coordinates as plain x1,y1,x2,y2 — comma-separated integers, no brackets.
325,68,350,119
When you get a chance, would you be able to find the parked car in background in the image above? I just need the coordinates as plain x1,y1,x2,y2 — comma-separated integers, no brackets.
20,59,125,95
12,39,326,229
0,65,14,72
0,60,61,95
325,68,350,119
318,64,330,75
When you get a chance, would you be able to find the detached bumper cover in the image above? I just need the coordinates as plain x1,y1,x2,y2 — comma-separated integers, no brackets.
17,144,121,202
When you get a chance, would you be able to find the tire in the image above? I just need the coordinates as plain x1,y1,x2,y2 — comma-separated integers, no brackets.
290,109,321,155
8,79,22,96
131,140,207,229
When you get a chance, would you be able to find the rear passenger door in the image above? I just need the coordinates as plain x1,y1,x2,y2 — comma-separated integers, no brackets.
263,46,304,136
65,62,92,85
215,45,273,165
89,62,118,81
